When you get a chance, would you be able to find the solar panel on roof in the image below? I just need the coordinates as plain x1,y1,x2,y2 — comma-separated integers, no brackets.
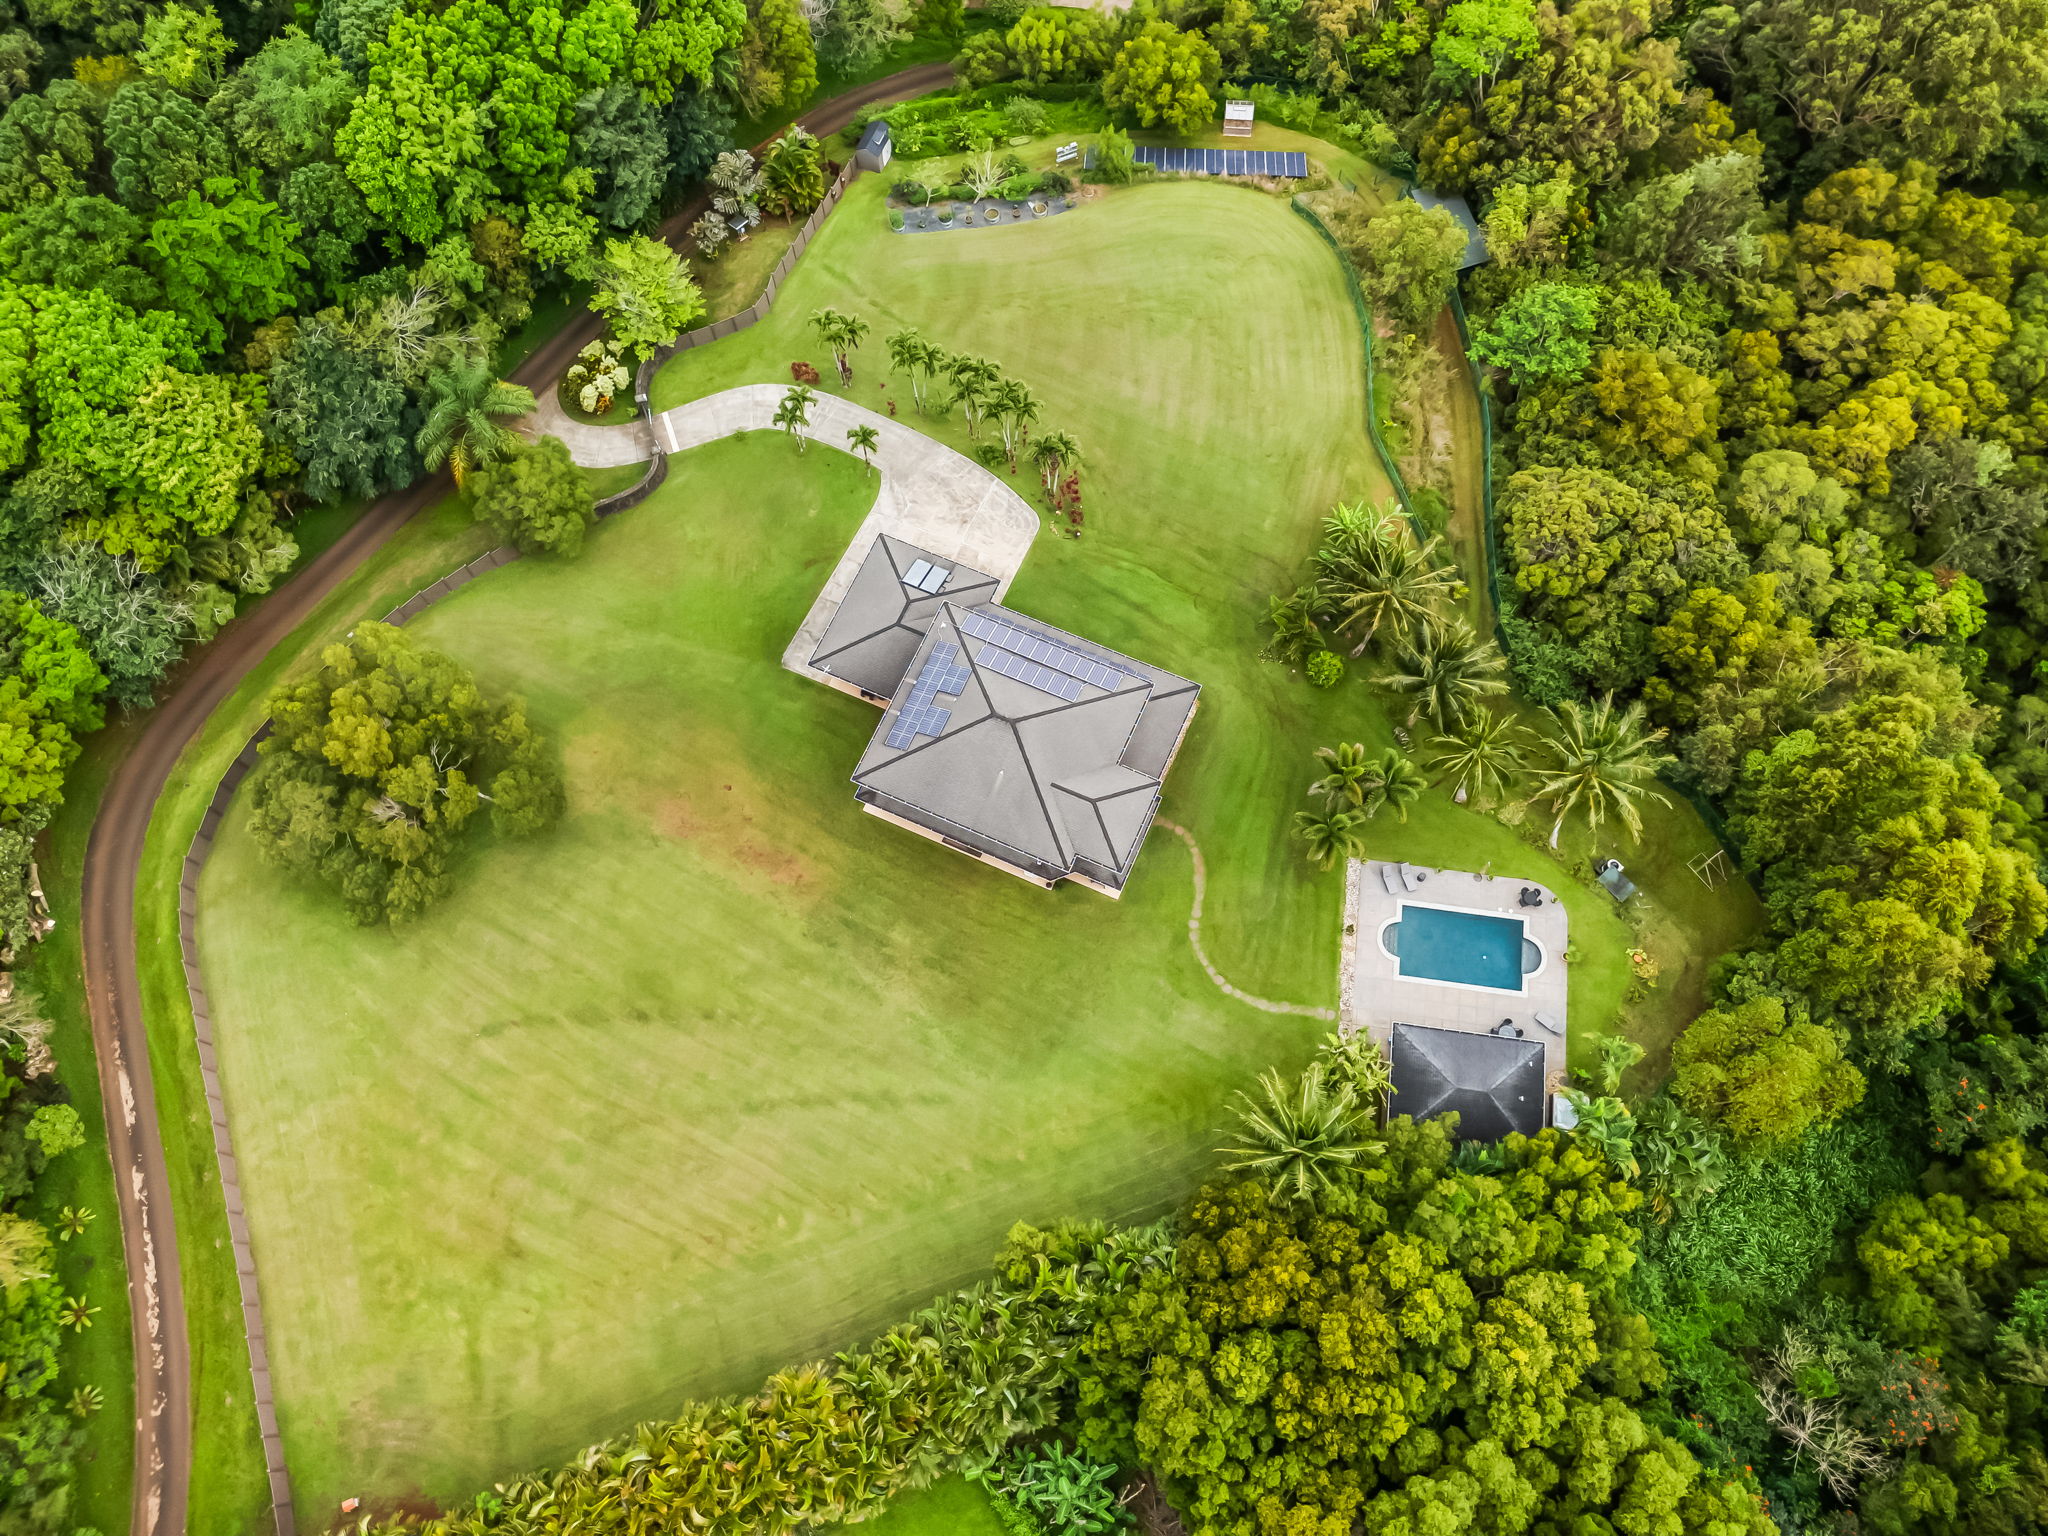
902,558,932,589
917,563,950,593
979,645,1084,701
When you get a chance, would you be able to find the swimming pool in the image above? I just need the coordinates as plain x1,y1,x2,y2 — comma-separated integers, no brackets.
1380,903,1539,992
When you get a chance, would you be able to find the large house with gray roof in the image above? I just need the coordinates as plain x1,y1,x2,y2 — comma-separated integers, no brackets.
807,534,1199,896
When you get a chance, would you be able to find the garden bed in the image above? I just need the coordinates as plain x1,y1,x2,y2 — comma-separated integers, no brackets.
892,193,1071,233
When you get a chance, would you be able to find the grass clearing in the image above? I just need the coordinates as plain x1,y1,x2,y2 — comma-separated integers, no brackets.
853,1475,1006,1536
177,161,1752,1516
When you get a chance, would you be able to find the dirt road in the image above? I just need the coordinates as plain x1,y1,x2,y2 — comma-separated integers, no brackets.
79,59,955,1536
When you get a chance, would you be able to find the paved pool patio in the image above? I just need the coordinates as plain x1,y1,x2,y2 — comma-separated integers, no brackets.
1340,859,1570,1112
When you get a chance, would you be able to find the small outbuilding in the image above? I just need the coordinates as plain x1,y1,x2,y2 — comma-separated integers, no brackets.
855,119,893,173
1406,187,1489,270
1388,1021,1545,1141
1222,99,1254,137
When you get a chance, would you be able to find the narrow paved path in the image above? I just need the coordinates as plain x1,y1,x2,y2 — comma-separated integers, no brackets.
78,60,958,1536
1156,821,1336,1020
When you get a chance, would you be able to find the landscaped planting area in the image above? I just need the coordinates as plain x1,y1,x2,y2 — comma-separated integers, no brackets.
180,174,1758,1509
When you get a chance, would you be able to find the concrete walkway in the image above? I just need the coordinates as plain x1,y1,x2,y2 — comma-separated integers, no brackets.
542,384,1044,683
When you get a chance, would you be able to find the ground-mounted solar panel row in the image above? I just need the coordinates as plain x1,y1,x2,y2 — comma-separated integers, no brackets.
1132,147,1310,178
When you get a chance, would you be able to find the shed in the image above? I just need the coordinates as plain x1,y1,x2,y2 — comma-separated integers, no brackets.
1223,99,1254,138
1388,1022,1544,1141
1406,187,1489,270
855,119,893,173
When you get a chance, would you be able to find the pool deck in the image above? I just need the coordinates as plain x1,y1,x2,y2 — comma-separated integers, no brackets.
1339,859,1569,1106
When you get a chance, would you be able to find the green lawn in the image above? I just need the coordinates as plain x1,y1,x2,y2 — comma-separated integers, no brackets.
854,1476,1007,1536
176,166,1747,1518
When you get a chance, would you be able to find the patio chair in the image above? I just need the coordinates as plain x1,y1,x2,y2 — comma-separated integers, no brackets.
1399,863,1427,892
1378,863,1402,897
1533,1010,1563,1036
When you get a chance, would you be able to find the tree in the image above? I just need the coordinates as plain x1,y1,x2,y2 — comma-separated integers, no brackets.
31,546,185,710
662,87,736,197
738,0,818,112
267,320,418,502
104,76,231,208
1344,197,1467,333
1729,692,2048,1045
918,0,963,43
580,235,706,362
1381,618,1506,728
1314,742,1425,820
0,80,103,213
1431,0,1537,104
1311,502,1459,654
135,2,232,93
249,622,563,923
1471,280,1601,384
810,308,870,385
943,354,1001,438
846,423,879,474
1092,124,1136,184
689,210,731,258
24,1104,82,1161
210,30,360,174
774,384,815,450
759,125,825,215
706,148,763,226
1220,1063,1377,1204
1672,995,1865,1149
0,194,159,310
415,354,536,486
1429,707,1527,806
0,590,104,818
1687,0,2048,176
572,84,667,230
1101,21,1221,138
143,174,308,353
988,378,1038,471
1293,802,1367,870
885,327,944,415
1601,152,1766,282
466,436,596,557
1030,430,1081,504
1529,693,1672,845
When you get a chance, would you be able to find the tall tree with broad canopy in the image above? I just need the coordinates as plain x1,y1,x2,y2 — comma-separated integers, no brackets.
248,622,564,924
465,435,596,557
1101,20,1221,137
579,234,705,361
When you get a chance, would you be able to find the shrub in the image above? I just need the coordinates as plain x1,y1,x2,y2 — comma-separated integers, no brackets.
938,205,954,223
1002,94,1049,136
564,341,630,415
890,178,929,203
1305,650,1344,688
947,181,977,201
1037,170,1072,194
889,209,905,230
997,174,1036,200
984,0,1026,25
791,360,821,385
467,435,598,559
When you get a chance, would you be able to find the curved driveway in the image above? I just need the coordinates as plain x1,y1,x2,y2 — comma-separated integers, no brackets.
79,61,956,1536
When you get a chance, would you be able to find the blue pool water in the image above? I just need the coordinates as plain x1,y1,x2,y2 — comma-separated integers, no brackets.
1390,905,1529,990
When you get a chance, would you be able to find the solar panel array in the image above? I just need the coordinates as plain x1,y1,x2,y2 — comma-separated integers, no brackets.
884,641,969,749
958,610,1129,695
979,644,1084,702
900,558,951,594
1134,146,1308,177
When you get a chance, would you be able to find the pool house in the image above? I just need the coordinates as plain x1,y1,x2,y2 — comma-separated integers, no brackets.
1339,859,1570,1139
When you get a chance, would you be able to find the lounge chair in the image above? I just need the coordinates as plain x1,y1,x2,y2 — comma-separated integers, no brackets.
1379,863,1402,897
1533,1010,1563,1036
1399,863,1426,892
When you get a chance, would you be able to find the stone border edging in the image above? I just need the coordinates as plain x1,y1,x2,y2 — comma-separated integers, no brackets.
1156,820,1335,1021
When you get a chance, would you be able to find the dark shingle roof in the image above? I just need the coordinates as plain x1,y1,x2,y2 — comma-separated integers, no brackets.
1389,1023,1543,1141
849,602,1198,890
808,535,1000,697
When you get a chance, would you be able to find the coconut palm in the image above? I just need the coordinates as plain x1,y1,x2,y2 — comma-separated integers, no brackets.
1312,502,1459,654
774,384,816,452
1293,803,1368,870
1529,692,1674,846
1381,618,1507,728
944,354,1002,437
1428,707,1528,806
1310,741,1373,808
809,306,870,384
415,354,536,486
846,423,879,474
1030,430,1082,499
1358,746,1427,822
885,327,941,413
988,378,1039,470
1220,1063,1380,1204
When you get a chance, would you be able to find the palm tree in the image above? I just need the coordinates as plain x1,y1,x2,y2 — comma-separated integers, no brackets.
1561,1090,1639,1177
846,423,879,474
809,307,869,384
885,327,940,414
1359,746,1427,821
988,378,1039,470
1318,1030,1394,1112
1529,692,1674,846
1030,430,1082,500
1263,586,1328,667
1381,618,1507,728
1312,502,1459,655
944,354,1002,437
1220,1063,1380,1205
415,354,536,486
774,384,816,452
1293,803,1367,870
1428,708,1528,806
